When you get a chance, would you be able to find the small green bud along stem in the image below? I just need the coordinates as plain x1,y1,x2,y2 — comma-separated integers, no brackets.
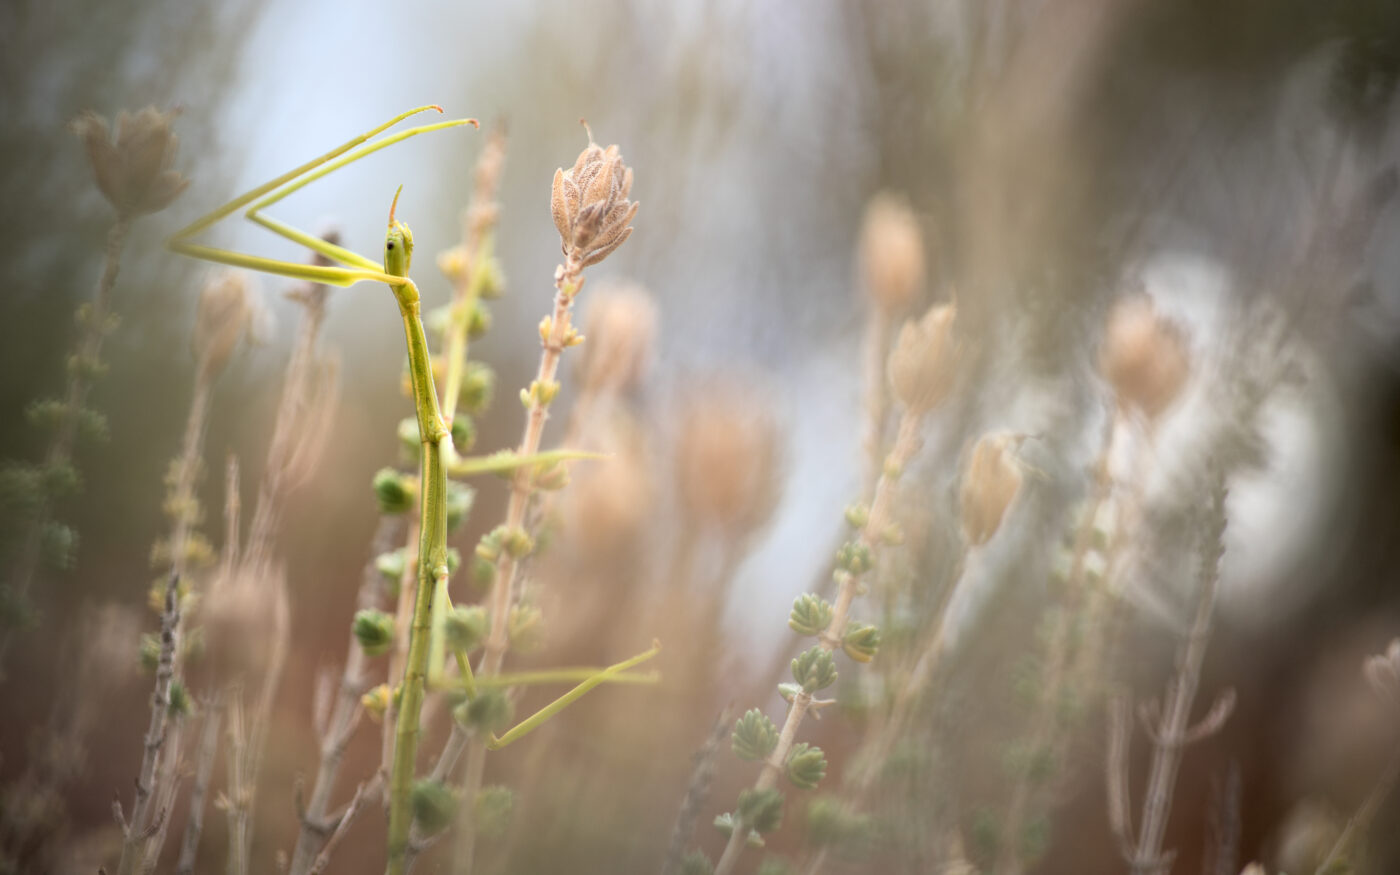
714,408,926,875
386,273,454,875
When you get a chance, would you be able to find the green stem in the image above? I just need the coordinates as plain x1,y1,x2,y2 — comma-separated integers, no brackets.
386,284,450,875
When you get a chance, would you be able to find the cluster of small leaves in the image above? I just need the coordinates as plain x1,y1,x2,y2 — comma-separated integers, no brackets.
788,593,833,636
411,779,458,835
444,604,488,652
372,468,417,515
353,609,395,656
454,687,512,735
732,709,779,762
841,622,880,663
835,540,873,575
805,795,874,854
785,743,827,790
792,646,837,693
737,788,784,834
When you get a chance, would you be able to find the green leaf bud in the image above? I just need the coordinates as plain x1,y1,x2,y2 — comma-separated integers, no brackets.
168,680,192,718
454,688,513,734
372,467,415,515
786,743,828,790
792,646,837,693
737,787,784,834
788,593,834,637
411,779,458,835
375,549,407,582
732,708,779,762
458,362,495,414
352,609,394,656
835,541,873,575
450,416,476,453
444,605,488,653
841,623,881,664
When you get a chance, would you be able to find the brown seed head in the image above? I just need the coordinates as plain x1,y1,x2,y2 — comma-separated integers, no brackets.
959,433,1026,547
1099,295,1190,420
859,192,926,313
193,272,254,380
71,106,189,218
674,383,782,535
888,302,958,412
551,126,638,267
576,283,658,396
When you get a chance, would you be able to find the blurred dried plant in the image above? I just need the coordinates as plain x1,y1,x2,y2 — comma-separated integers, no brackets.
70,107,189,219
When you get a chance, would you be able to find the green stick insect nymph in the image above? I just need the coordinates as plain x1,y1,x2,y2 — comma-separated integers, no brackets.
168,106,658,875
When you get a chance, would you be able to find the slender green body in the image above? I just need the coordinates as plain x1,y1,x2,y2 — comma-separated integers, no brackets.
383,216,450,873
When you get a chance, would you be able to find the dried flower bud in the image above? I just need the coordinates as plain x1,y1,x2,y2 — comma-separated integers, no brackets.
859,192,926,313
959,433,1027,546
193,272,255,380
71,107,189,218
1099,295,1190,420
888,303,958,412
674,383,782,535
576,283,658,396
551,128,638,268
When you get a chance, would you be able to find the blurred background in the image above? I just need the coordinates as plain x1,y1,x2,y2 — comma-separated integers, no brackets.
1,0,1399,873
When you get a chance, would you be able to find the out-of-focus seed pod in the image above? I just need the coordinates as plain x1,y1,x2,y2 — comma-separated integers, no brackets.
1099,295,1190,421
71,106,190,218
674,384,781,536
859,192,925,313
193,272,254,381
199,563,289,682
575,283,658,396
888,303,958,412
959,433,1026,547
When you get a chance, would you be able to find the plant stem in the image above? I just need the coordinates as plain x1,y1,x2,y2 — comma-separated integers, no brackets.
289,518,399,875
1130,475,1227,875
175,696,223,875
455,252,585,873
0,218,131,676
1314,738,1400,875
116,572,180,875
386,285,451,875
714,408,925,875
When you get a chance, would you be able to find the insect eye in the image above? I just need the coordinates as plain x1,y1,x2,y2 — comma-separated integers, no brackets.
387,242,395,250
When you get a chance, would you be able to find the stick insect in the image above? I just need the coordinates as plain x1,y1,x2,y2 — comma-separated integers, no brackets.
168,106,659,873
